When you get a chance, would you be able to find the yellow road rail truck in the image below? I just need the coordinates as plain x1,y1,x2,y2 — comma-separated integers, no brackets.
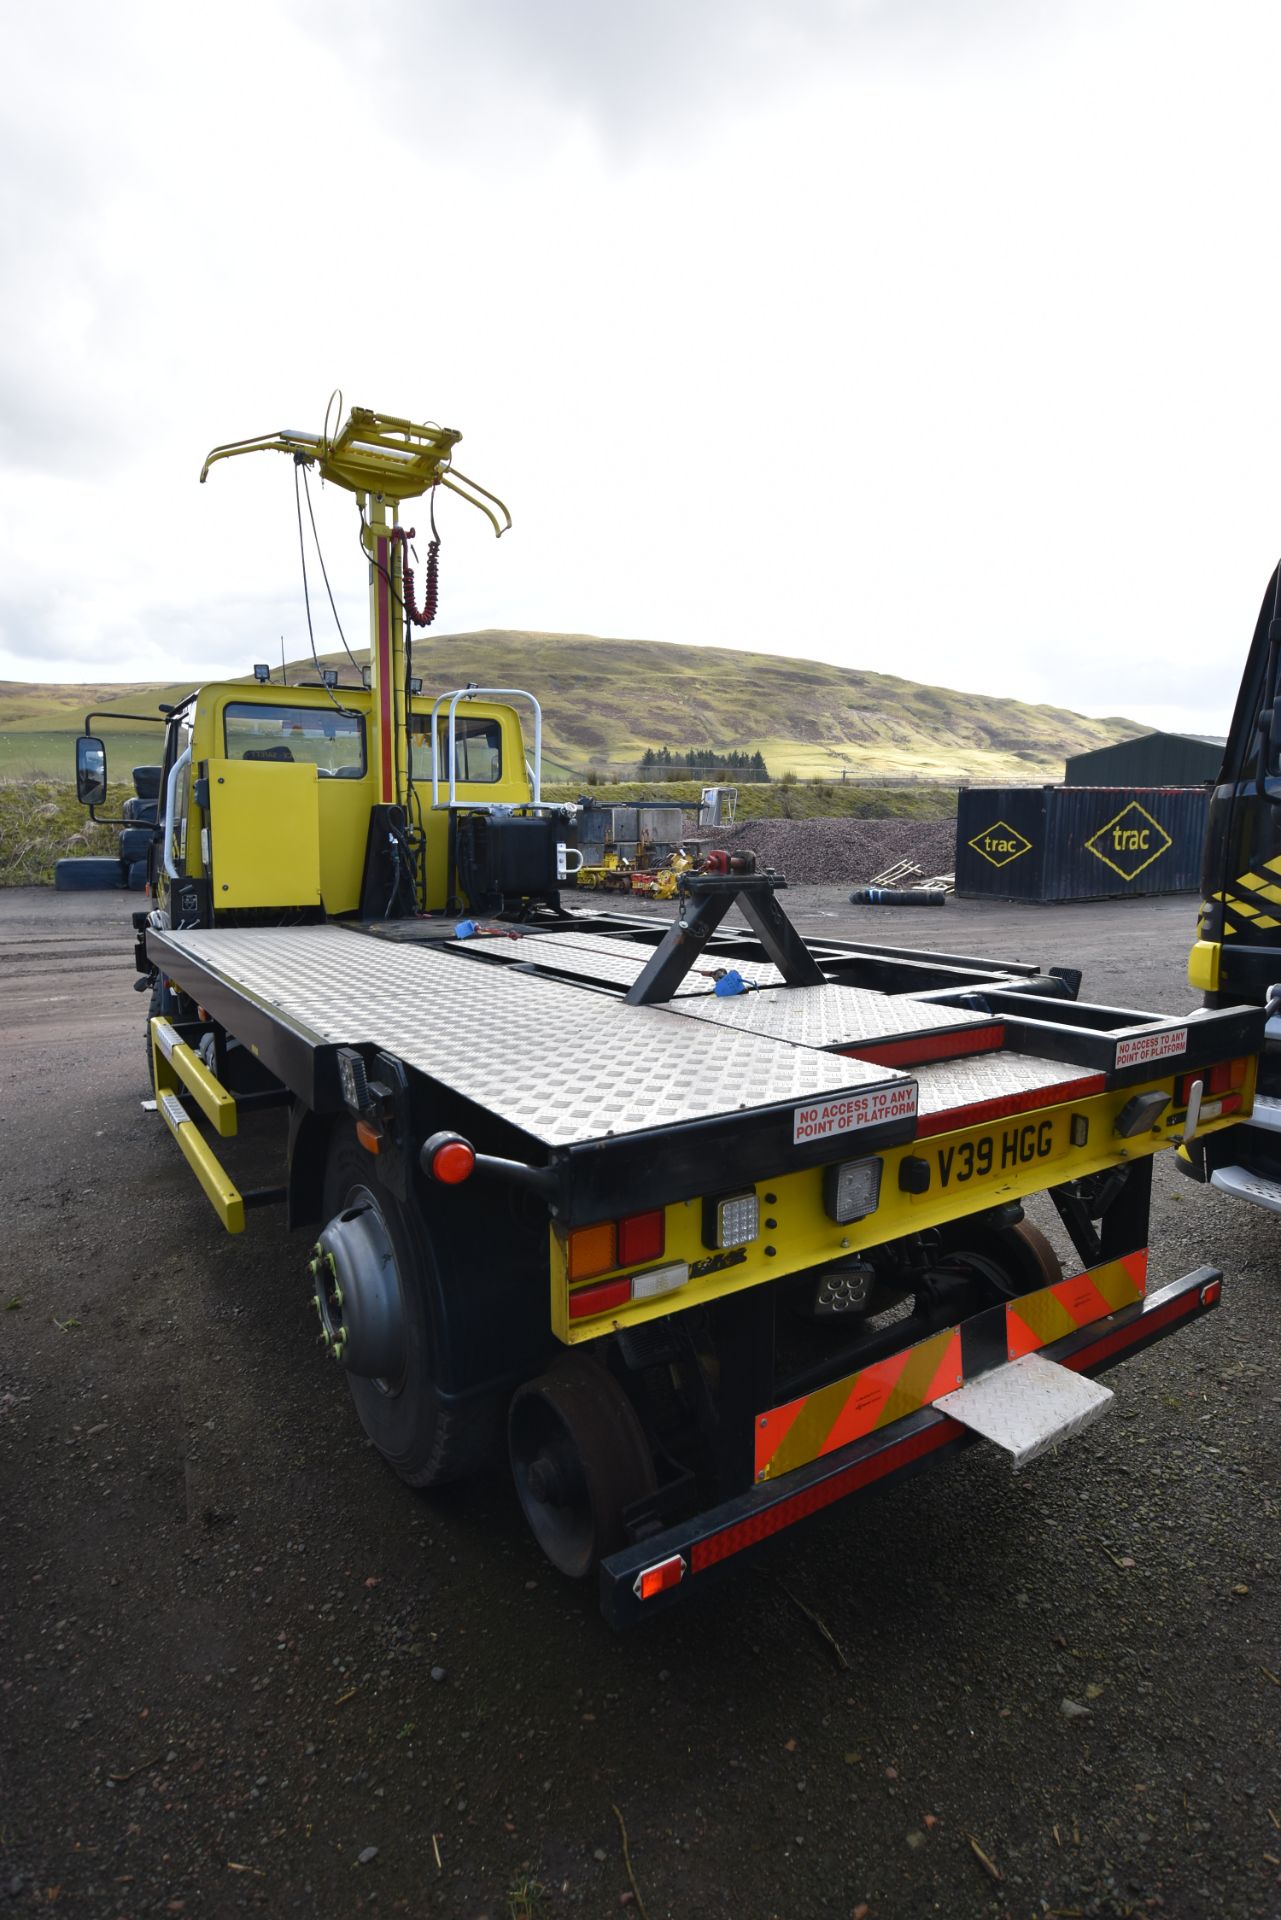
75,404,1261,1624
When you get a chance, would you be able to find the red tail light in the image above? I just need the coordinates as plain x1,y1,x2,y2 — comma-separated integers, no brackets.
618,1209,664,1266
1177,1059,1249,1105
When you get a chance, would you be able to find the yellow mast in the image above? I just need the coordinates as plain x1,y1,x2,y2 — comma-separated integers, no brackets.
200,400,510,807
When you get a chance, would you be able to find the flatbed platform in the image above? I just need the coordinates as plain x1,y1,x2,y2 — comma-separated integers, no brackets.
153,925,908,1148
447,929,789,994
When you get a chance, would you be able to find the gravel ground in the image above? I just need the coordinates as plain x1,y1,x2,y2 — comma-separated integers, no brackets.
689,816,959,887
2,883,1279,1920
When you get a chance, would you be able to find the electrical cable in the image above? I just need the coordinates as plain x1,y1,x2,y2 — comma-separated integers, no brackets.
293,459,360,721
300,464,362,678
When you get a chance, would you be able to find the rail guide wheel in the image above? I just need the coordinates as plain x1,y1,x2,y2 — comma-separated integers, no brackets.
943,1217,1064,1299
509,1356,657,1579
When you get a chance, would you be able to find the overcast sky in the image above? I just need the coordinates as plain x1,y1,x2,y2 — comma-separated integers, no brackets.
2,0,1279,734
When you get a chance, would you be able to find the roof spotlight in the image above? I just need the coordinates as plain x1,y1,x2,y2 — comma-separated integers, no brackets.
321,669,339,690
253,663,270,683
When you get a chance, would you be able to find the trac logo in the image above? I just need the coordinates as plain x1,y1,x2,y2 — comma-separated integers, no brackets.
968,819,1032,868
1084,801,1172,880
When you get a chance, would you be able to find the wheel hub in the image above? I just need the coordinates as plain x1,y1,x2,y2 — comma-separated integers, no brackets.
310,1196,406,1381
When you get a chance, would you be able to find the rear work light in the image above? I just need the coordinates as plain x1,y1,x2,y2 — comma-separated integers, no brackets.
822,1156,882,1225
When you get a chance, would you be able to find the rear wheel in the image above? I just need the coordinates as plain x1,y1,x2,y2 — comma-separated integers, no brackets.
509,1356,657,1578
319,1125,497,1487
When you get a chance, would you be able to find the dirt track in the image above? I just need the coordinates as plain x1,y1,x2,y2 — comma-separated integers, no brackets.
2,886,1279,1920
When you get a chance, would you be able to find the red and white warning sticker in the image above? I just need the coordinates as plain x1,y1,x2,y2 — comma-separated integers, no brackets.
1115,1027,1187,1070
793,1080,918,1144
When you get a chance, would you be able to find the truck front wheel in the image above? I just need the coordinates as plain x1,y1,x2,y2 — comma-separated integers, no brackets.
318,1126,497,1487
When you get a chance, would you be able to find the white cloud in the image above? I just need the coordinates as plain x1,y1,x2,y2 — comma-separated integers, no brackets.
1,0,1279,738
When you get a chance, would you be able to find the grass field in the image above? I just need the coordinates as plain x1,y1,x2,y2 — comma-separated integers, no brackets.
0,731,164,781
0,628,1139,787
541,779,958,819
0,781,133,886
0,774,956,887
0,626,1119,884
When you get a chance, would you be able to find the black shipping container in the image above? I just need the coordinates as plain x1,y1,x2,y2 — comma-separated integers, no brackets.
955,786,1209,902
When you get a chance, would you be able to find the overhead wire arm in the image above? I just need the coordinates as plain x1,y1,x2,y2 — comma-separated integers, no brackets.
200,428,325,484
200,401,511,531
438,468,512,538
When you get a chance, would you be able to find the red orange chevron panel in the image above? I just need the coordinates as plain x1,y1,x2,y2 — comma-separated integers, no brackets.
754,1250,1148,1484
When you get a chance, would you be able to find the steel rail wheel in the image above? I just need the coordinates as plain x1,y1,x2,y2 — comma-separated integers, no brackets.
940,1217,1064,1300
509,1357,657,1579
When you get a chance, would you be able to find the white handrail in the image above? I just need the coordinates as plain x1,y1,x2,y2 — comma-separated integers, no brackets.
163,745,192,881
427,687,543,809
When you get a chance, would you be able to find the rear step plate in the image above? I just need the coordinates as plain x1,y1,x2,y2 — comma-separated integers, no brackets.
934,1353,1113,1468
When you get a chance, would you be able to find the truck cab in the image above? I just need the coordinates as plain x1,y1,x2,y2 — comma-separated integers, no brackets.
84,679,557,927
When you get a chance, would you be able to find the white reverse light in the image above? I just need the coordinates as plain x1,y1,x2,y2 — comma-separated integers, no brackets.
630,1263,689,1301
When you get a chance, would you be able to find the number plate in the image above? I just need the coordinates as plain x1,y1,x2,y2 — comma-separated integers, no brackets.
931,1111,1066,1188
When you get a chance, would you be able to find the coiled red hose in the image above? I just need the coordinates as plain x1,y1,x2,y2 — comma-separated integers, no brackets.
390,522,440,627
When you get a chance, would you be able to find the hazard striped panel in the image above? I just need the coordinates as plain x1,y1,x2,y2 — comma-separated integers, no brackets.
754,1249,1148,1484
1005,1250,1147,1355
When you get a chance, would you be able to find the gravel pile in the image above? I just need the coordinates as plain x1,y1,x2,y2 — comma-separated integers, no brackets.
689,815,958,887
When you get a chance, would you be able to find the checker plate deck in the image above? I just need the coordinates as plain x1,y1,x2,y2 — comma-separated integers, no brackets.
662,982,995,1046
159,926,903,1147
913,1051,1097,1116
447,931,785,994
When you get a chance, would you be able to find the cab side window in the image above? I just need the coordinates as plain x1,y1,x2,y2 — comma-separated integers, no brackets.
410,715,502,784
223,704,366,777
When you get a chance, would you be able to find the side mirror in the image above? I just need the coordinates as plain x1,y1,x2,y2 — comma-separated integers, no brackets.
75,735,107,808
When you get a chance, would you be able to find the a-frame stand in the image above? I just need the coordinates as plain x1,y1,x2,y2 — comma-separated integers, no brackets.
623,873,825,1006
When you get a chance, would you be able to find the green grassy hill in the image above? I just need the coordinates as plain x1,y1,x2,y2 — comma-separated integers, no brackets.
0,632,1139,784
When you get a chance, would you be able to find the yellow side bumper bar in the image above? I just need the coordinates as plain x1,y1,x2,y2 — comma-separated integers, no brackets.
150,1017,244,1233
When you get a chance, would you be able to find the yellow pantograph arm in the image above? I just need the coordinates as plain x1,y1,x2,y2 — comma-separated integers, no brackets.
199,400,510,533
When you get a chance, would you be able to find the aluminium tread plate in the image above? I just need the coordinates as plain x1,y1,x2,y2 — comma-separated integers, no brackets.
447,931,785,994
159,925,903,1148
660,982,995,1047
935,1353,1113,1468
912,1051,1095,1117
